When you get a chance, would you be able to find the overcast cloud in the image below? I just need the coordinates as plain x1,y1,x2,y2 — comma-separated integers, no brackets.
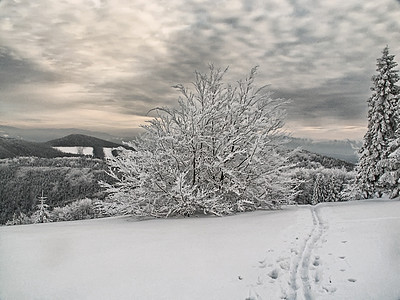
1,0,400,139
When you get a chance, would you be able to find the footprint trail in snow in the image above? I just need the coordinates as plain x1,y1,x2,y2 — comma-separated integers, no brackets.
290,206,327,300
247,205,334,300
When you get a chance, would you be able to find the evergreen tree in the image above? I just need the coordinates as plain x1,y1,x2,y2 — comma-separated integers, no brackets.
312,173,325,204
325,175,337,202
378,130,400,198
357,46,400,198
32,190,50,223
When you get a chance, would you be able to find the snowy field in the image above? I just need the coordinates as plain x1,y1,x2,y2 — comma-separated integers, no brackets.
54,146,94,156
53,147,115,158
0,199,399,300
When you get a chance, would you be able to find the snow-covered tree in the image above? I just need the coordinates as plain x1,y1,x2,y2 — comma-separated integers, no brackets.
5,212,31,226
325,174,338,202
378,130,400,198
104,66,297,217
357,46,400,198
32,191,50,223
293,166,355,204
311,173,325,204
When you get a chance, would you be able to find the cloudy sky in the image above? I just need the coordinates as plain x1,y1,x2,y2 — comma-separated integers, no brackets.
1,0,400,140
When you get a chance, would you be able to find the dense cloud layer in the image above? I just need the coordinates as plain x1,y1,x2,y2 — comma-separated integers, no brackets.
1,0,400,139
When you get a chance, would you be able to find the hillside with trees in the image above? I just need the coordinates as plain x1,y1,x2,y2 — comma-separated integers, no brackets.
0,137,73,159
0,157,111,224
46,134,133,159
4,47,399,224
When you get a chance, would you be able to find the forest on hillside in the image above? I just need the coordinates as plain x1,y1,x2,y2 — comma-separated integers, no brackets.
0,151,355,225
0,157,112,224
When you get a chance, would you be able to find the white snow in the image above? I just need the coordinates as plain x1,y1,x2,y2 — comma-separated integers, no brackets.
0,200,399,300
53,146,94,156
103,147,115,159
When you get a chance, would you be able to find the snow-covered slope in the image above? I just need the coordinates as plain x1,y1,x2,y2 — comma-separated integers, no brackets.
53,146,118,158
53,146,94,156
0,200,399,300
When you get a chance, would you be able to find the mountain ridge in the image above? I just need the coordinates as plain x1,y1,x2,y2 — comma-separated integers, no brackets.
0,137,74,159
45,134,125,148
0,134,132,159
0,125,360,163
0,125,137,143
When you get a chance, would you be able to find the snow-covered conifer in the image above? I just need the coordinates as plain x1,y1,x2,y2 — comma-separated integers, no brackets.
357,46,400,198
32,191,50,223
104,66,297,217
312,174,325,204
378,132,400,198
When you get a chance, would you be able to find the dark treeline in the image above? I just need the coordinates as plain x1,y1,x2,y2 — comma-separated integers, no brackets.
0,157,112,224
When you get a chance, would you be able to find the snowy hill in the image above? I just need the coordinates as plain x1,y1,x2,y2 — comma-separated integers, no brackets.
46,134,133,159
0,134,129,159
0,199,399,299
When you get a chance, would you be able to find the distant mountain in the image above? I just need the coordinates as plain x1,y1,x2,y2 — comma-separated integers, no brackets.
0,126,361,163
0,137,73,159
45,134,134,159
0,134,134,159
0,125,361,163
286,137,361,163
45,134,124,148
0,125,138,143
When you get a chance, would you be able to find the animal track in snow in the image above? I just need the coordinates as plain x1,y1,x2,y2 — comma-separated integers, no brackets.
313,256,320,267
279,260,290,271
322,285,337,294
258,259,267,268
268,268,279,279
314,268,323,283
347,278,357,282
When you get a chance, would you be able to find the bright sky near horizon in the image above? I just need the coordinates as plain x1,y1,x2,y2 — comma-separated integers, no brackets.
1,0,400,140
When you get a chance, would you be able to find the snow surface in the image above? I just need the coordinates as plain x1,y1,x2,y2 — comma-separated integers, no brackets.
53,146,94,156
0,200,399,300
103,147,115,159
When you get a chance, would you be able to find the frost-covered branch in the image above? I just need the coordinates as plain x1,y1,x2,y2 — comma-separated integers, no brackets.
104,66,297,217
